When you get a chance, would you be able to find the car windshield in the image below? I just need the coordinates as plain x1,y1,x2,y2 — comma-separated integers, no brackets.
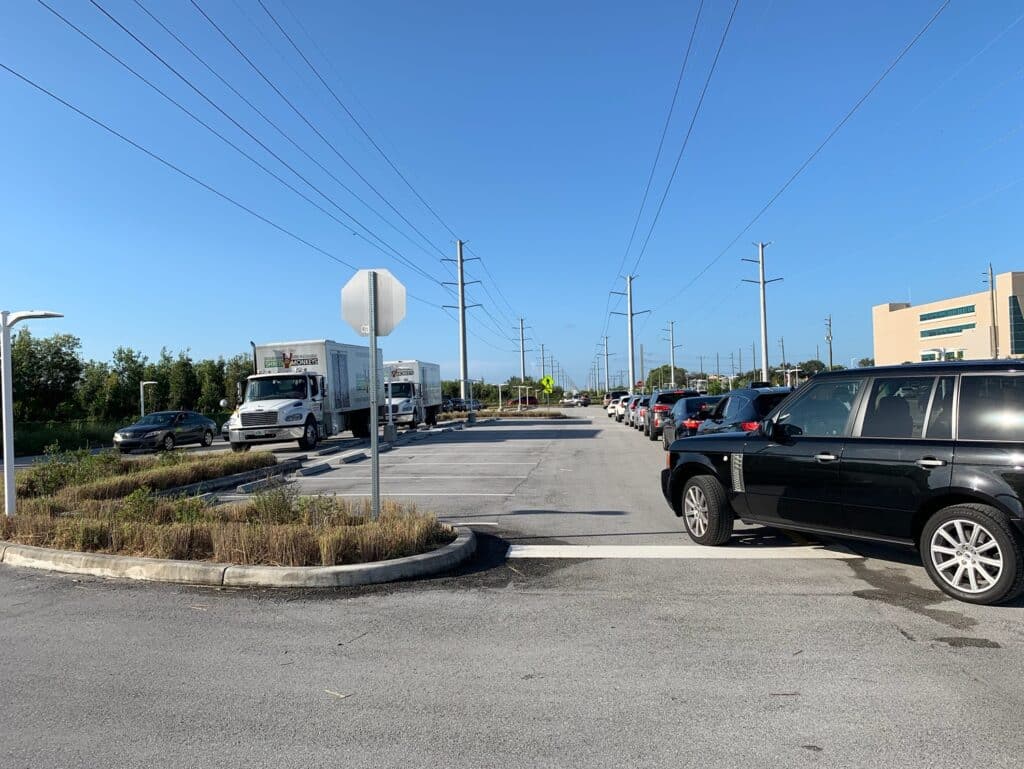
245,376,307,402
136,413,176,426
386,382,414,398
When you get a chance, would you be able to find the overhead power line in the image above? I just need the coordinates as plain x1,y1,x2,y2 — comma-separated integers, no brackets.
655,0,952,311
614,0,705,281
256,0,460,242
630,0,740,275
190,0,448,260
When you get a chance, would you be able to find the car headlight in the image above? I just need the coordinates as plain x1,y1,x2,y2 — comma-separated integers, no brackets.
143,431,162,438
285,412,304,422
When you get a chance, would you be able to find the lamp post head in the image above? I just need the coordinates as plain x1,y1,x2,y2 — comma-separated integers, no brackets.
141,380,158,387
5,310,63,328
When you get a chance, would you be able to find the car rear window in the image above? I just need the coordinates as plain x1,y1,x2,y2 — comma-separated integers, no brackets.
958,374,1024,442
753,392,789,417
654,392,688,406
683,396,720,416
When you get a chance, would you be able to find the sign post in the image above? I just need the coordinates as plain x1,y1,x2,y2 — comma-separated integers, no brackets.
341,269,406,519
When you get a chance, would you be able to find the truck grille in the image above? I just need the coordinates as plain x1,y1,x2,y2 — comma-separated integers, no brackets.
241,411,278,427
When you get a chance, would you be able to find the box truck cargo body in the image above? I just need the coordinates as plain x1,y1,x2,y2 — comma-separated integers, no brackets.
227,340,382,451
384,360,442,426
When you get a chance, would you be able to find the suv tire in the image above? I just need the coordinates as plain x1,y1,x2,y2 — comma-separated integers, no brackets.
681,475,733,546
920,503,1024,605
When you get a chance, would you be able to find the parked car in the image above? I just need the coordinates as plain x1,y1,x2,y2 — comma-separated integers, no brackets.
578,394,591,407
607,396,624,418
560,396,579,407
660,395,723,447
662,361,1024,605
635,397,651,430
644,389,701,441
615,395,634,422
696,387,792,436
113,411,218,453
603,390,629,408
624,395,642,426
464,398,482,411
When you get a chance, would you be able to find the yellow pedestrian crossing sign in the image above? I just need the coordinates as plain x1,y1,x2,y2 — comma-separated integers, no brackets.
540,375,554,394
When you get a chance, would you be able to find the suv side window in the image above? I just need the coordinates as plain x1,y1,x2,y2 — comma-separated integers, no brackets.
925,376,954,439
775,379,863,437
958,374,1024,441
860,376,935,439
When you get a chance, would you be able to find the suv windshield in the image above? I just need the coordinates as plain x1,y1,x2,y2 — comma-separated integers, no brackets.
386,382,414,398
245,376,307,402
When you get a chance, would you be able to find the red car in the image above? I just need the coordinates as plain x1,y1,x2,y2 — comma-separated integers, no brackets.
507,395,539,407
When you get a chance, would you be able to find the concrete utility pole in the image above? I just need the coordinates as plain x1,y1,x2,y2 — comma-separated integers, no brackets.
518,318,526,382
716,352,721,391
738,348,743,379
441,240,481,400
603,337,610,393
611,275,649,395
539,343,546,381
779,337,787,386
986,263,999,358
640,343,645,392
730,352,735,391
825,315,834,371
699,355,705,384
742,242,781,382
666,321,678,388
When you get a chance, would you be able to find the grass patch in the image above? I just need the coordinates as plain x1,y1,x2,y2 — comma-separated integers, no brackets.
16,445,276,500
9,421,122,457
3,485,454,566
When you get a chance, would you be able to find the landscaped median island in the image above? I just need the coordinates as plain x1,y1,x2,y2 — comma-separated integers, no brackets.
1,448,470,586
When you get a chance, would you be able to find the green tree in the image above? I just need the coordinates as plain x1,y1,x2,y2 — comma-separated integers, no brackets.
798,359,827,375
107,346,148,417
10,329,84,421
78,360,114,420
858,357,875,367
168,352,200,409
224,353,253,408
196,358,226,413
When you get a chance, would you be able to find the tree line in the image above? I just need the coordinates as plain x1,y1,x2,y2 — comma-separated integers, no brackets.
10,329,251,424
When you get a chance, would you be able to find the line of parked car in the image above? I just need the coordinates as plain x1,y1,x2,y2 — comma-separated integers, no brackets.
603,385,792,447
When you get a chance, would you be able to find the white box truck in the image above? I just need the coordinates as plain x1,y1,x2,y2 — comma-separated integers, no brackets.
384,360,443,427
227,339,382,451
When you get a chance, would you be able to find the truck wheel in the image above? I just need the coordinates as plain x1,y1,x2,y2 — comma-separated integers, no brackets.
681,475,733,546
426,407,437,426
230,442,250,453
298,419,319,450
350,413,369,439
920,504,1024,605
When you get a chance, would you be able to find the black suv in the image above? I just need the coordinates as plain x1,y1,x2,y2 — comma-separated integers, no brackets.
662,362,1024,605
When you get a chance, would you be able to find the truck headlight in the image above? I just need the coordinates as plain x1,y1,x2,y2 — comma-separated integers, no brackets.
400,403,414,412
284,412,304,422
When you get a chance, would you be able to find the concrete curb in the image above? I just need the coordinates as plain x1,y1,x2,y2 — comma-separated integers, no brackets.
236,477,289,493
339,451,367,464
0,527,475,588
157,458,304,498
297,463,331,476
316,446,343,456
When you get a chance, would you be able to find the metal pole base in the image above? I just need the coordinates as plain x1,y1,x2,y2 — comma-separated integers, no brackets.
383,423,398,442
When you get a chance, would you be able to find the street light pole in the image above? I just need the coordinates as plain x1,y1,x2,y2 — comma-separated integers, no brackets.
3,309,64,517
140,380,157,418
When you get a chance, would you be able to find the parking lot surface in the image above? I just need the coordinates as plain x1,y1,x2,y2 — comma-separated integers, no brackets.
3,408,1024,768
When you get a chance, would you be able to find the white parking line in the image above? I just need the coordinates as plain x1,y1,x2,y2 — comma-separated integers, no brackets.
300,475,530,480
324,493,515,497
505,544,860,560
401,462,537,465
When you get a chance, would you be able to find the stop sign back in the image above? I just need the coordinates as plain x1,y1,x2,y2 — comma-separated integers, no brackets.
341,269,406,337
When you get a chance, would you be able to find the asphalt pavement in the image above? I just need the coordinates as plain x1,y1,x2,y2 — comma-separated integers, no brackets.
3,407,1024,768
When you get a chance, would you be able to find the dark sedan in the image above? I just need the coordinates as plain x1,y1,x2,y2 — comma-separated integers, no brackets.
661,395,723,447
696,387,791,436
113,411,218,453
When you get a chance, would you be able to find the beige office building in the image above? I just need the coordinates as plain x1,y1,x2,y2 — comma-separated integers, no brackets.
872,271,1024,365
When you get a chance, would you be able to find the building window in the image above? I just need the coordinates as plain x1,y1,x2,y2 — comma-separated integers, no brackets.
921,353,936,362
1010,296,1024,355
919,305,975,322
921,323,975,338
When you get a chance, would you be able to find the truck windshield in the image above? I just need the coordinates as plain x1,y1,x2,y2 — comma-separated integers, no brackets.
386,382,414,398
246,376,307,402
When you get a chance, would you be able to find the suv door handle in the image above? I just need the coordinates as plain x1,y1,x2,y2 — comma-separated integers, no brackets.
916,457,946,468
814,452,839,463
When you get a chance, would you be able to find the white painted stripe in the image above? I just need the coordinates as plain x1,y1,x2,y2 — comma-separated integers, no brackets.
325,493,515,497
447,521,499,526
297,475,529,480
402,462,537,465
505,544,860,560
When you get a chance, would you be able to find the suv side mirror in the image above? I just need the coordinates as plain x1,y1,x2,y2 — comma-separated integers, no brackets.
771,421,803,441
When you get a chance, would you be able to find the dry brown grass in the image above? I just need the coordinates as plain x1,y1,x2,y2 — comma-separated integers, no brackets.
2,488,454,567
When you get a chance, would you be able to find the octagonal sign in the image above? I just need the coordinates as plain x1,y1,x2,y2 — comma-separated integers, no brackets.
341,269,406,337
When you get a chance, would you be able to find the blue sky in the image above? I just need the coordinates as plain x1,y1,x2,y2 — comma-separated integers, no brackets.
2,0,1022,388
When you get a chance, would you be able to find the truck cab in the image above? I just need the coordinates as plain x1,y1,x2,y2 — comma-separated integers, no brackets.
230,372,325,451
